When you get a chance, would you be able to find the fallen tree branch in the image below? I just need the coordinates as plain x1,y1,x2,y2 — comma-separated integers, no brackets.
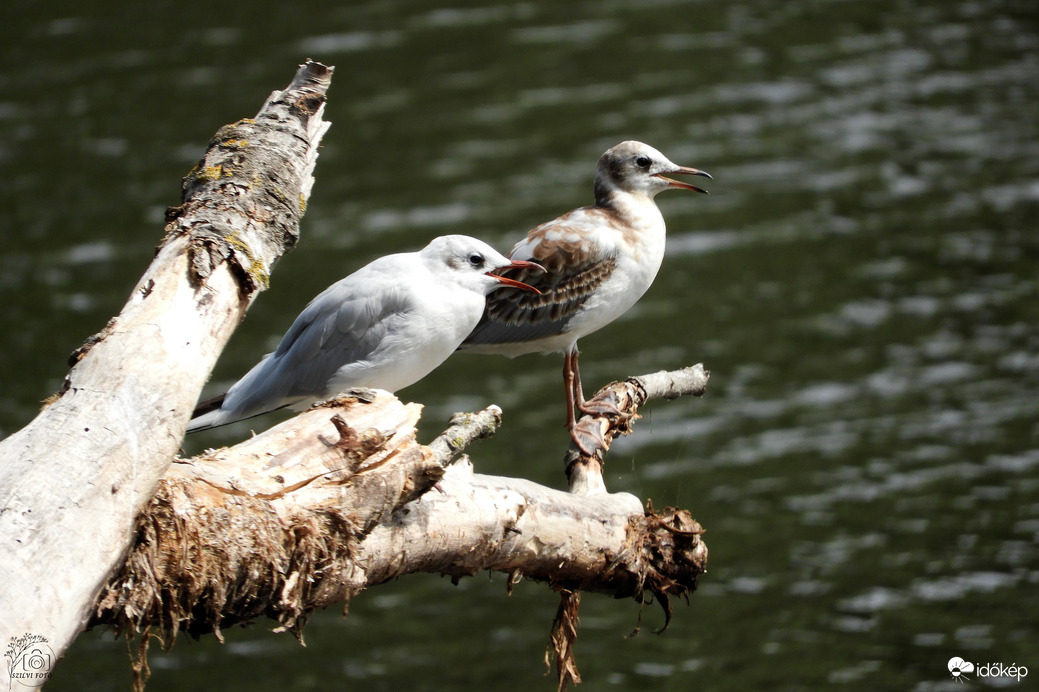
0,61,333,683
91,372,708,689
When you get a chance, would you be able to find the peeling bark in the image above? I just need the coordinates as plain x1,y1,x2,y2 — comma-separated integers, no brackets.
91,376,708,690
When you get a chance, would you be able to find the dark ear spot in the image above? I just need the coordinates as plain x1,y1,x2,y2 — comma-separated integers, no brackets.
606,153,626,181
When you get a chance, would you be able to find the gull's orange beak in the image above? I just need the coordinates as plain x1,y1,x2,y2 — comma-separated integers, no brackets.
654,166,712,194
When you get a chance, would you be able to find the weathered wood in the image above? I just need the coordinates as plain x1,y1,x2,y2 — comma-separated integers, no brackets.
566,365,711,494
91,378,708,669
0,61,333,684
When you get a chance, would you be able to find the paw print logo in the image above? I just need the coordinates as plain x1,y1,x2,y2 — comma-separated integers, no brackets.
948,657,974,683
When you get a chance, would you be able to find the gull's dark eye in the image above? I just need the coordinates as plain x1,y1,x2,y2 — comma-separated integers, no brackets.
635,155,652,169
468,252,484,267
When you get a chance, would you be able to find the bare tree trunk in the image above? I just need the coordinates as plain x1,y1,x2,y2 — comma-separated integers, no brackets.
0,61,333,686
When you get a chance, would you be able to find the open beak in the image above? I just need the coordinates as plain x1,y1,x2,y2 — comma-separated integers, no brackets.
654,166,712,194
506,259,546,274
487,259,544,293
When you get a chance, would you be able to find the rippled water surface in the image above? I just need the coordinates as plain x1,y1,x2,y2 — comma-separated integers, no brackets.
3,0,1038,690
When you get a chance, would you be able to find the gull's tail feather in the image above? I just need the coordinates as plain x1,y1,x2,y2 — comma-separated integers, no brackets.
186,393,231,433
193,393,226,418
186,392,298,433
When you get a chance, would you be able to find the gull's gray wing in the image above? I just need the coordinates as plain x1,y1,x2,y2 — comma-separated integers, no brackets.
218,268,412,420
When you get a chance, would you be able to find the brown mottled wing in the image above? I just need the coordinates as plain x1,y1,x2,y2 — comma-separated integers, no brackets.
464,209,618,346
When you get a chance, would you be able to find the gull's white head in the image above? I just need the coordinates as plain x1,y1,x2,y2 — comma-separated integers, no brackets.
593,140,712,203
420,235,542,295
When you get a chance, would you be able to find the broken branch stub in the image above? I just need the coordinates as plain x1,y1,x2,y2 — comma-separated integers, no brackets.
554,364,710,690
566,364,710,495
172,60,333,292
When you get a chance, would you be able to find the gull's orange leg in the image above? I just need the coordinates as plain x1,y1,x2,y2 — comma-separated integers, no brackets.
563,349,578,430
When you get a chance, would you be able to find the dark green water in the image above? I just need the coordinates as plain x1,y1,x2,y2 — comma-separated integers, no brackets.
2,1,1038,690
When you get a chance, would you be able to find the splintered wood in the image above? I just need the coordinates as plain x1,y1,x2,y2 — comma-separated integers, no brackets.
93,377,708,651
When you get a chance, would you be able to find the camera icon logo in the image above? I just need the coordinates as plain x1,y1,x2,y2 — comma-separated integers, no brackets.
21,649,52,672
5,633,55,689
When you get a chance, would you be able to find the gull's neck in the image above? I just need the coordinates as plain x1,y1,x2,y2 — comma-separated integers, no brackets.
593,177,664,231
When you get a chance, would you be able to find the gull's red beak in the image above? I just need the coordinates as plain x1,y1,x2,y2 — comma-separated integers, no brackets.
654,166,712,194
487,259,544,293
506,259,545,273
